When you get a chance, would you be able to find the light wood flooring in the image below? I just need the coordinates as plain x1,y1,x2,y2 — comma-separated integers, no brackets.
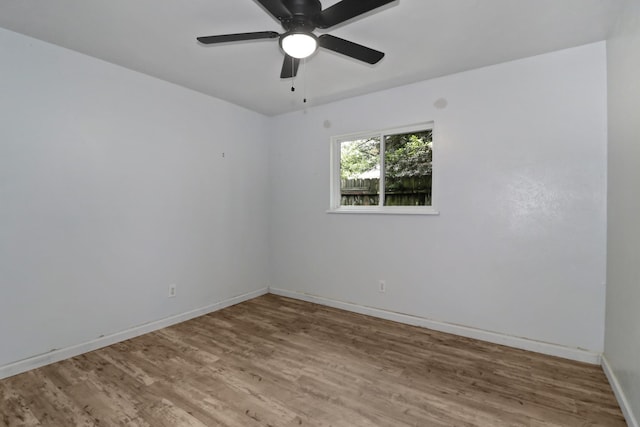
0,294,626,426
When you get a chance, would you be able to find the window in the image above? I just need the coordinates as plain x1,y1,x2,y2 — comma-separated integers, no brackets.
330,123,437,214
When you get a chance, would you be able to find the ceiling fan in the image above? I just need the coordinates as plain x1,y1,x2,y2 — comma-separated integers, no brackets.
197,0,395,79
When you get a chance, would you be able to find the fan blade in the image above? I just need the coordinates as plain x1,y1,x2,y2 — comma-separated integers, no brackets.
280,55,300,79
197,31,279,44
318,34,384,64
255,0,292,21
318,0,395,29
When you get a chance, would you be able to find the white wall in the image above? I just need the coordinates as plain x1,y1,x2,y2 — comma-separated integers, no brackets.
0,28,269,368
269,42,608,354
605,0,640,423
0,24,612,375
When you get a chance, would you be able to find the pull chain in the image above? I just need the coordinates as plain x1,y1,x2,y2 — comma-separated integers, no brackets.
288,58,308,105
303,58,307,103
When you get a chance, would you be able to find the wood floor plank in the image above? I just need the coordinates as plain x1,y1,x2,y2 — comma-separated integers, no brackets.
0,294,626,426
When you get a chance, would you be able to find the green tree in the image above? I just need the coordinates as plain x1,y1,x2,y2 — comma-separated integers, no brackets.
340,138,380,179
384,130,432,178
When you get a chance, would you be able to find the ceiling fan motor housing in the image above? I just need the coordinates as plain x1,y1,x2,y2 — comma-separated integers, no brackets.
280,0,321,31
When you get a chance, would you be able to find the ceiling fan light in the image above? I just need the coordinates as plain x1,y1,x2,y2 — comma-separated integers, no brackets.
281,32,318,59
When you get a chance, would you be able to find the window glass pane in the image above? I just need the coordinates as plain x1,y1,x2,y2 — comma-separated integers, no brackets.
340,137,380,206
384,130,433,206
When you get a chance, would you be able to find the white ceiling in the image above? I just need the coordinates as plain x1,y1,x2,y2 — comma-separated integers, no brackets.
0,0,620,116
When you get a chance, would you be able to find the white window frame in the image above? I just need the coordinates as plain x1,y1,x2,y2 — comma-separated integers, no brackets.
329,122,438,215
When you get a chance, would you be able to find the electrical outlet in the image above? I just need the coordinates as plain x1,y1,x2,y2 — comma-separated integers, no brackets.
379,280,386,293
168,284,177,298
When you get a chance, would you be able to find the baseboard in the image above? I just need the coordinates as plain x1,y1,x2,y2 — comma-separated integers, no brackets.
602,355,639,427
269,288,602,365
0,287,268,380
1,286,602,381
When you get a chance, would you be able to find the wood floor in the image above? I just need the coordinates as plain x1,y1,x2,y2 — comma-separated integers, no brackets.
0,295,626,427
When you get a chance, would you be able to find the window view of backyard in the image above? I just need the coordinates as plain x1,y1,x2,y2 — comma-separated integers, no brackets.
339,128,432,207
340,137,381,206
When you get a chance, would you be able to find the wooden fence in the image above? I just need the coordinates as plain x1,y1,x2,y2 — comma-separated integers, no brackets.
340,177,432,206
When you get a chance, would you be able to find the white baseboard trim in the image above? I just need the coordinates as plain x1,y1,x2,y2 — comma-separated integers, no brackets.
269,288,601,365
0,287,268,380
602,355,639,427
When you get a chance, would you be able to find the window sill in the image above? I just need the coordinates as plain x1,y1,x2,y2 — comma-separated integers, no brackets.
326,207,440,216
